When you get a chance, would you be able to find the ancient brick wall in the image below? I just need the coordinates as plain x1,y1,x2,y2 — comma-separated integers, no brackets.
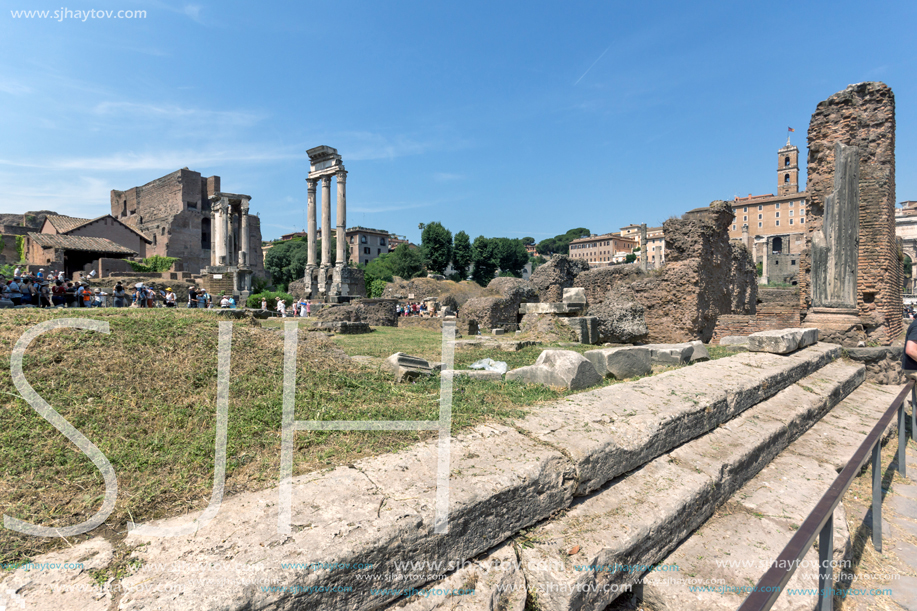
111,169,264,277
201,272,236,297
800,82,900,344
577,202,757,343
710,310,802,343
0,234,20,264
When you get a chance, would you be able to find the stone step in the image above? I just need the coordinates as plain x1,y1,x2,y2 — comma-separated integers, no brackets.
515,359,865,611
0,346,843,611
643,382,904,611
516,343,841,496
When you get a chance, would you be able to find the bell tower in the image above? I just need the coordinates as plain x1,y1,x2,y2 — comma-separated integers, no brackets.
777,137,799,196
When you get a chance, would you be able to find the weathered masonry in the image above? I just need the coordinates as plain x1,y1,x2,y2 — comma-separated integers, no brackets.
800,82,901,345
303,146,365,301
110,168,265,278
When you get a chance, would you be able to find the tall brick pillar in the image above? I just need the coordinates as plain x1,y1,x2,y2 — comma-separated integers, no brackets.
800,82,899,345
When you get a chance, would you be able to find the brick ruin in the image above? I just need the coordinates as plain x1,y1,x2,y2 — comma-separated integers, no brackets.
111,168,265,278
609,201,757,343
799,82,900,345
453,201,757,344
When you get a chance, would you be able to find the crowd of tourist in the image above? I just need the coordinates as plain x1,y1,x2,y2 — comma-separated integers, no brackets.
270,297,313,318
0,266,245,310
397,302,430,317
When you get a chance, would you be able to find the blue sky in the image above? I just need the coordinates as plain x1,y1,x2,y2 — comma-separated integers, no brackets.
1,1,915,243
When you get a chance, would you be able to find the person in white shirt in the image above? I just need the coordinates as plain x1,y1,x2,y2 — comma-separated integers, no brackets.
276,297,286,317
220,295,231,308
13,267,20,278
165,288,177,308
299,299,307,317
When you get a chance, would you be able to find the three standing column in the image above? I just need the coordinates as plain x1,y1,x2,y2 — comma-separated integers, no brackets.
336,171,347,266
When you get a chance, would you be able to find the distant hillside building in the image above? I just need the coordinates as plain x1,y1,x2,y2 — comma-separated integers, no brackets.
110,168,265,276
569,233,638,266
727,139,808,268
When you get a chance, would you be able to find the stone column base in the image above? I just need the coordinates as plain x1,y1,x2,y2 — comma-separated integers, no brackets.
802,308,866,346
304,265,318,300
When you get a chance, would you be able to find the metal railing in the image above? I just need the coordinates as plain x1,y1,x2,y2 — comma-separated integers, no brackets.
736,380,915,611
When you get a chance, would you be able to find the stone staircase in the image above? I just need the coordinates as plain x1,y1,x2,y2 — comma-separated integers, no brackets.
2,338,903,611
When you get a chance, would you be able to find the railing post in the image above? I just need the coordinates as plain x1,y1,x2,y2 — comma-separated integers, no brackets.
872,442,882,552
818,514,834,611
911,385,916,442
900,403,907,477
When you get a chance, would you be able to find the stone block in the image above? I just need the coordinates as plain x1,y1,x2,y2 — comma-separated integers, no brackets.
748,327,819,354
584,346,651,380
381,352,433,383
562,287,586,305
505,349,603,390
719,335,750,346
313,321,372,334
492,328,505,336
518,302,582,315
689,340,710,362
644,343,695,365
557,316,599,344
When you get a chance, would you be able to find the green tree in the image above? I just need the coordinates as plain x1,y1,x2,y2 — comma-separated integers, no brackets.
471,236,500,285
128,255,180,273
420,221,453,275
264,240,309,289
522,236,535,246
535,227,590,256
625,253,637,263
904,254,913,279
452,231,473,280
390,243,425,279
495,237,529,277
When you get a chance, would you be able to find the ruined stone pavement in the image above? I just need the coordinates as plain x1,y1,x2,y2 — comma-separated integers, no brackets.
1,337,915,611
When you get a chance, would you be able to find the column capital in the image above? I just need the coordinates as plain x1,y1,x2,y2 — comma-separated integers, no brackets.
240,197,251,216
306,178,317,192
336,170,347,184
323,174,334,186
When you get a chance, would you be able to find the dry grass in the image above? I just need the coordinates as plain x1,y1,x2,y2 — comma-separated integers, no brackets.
834,432,917,610
0,310,604,565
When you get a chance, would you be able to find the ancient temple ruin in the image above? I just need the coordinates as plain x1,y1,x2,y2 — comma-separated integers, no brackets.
202,193,254,300
304,146,364,301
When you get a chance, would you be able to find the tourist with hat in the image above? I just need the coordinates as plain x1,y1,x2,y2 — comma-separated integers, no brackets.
165,287,176,308
276,296,287,317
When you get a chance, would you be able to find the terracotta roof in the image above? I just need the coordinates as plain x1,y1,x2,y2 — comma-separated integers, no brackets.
45,215,91,233
28,233,137,255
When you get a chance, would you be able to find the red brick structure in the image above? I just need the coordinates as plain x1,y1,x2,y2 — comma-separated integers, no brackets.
799,82,900,345
111,168,265,277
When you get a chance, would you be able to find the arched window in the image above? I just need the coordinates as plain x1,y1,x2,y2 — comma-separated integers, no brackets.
784,174,790,183
784,156,790,167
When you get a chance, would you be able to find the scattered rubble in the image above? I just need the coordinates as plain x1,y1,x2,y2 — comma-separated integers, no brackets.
505,349,603,390
584,346,652,379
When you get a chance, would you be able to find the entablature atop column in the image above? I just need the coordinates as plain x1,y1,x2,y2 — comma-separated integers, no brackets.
307,144,345,180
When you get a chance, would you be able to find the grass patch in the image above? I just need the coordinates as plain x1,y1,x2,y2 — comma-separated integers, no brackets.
0,313,730,566
0,310,605,565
